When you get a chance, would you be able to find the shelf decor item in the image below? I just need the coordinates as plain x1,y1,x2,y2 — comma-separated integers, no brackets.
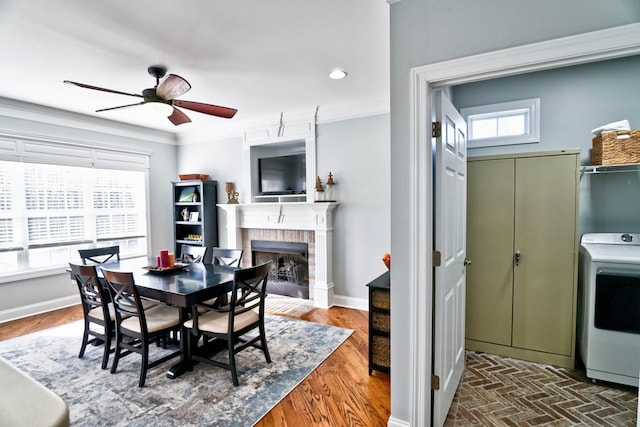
178,187,196,202
179,174,209,181
592,129,640,165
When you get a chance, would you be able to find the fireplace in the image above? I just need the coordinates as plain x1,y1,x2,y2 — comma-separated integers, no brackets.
252,240,309,299
218,202,338,308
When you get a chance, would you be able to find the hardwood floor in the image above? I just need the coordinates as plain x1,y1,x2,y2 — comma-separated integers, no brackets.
0,304,391,426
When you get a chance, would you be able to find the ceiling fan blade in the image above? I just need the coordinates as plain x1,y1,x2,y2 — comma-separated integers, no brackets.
95,102,145,112
173,99,238,119
168,107,192,126
156,74,191,100
64,80,144,98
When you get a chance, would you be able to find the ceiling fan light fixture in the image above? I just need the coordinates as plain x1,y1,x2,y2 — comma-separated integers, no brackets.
144,101,173,116
329,69,348,80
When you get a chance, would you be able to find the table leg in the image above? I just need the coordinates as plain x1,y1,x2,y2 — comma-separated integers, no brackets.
166,307,194,379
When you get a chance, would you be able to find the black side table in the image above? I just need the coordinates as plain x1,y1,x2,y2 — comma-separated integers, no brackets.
367,271,390,375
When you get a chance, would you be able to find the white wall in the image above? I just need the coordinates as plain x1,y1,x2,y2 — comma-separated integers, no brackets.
176,114,391,307
389,1,640,424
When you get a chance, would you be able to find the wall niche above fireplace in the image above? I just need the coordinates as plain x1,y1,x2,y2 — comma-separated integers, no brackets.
241,115,316,204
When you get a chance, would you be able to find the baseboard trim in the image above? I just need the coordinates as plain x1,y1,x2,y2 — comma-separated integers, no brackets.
0,296,79,323
387,416,410,427
331,294,368,311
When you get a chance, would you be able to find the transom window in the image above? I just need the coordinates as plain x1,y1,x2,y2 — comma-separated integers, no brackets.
461,98,540,148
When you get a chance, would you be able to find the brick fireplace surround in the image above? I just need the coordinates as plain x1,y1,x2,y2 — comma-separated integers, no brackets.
217,202,338,308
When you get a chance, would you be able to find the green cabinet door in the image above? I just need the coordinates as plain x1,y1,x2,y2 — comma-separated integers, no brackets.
512,154,578,356
466,158,515,346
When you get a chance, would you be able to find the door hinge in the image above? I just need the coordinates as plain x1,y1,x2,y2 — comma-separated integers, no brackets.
432,250,441,267
431,374,440,390
432,121,442,138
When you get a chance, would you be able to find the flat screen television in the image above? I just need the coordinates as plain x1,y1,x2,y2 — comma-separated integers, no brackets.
258,153,306,195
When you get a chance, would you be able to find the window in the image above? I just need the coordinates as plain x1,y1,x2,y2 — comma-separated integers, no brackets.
461,98,540,148
0,139,149,278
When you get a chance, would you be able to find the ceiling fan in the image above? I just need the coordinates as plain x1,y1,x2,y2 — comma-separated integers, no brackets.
63,65,237,126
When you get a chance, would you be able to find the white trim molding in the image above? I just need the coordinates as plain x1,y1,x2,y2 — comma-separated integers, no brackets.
218,202,339,308
405,22,640,427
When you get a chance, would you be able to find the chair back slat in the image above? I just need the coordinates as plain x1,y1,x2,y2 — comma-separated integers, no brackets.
101,269,147,333
180,245,207,263
69,263,109,314
212,248,243,267
229,261,271,318
78,245,120,265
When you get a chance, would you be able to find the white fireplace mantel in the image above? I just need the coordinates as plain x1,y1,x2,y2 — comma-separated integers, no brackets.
217,202,338,308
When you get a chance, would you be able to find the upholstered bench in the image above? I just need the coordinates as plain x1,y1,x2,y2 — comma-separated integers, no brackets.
0,355,69,427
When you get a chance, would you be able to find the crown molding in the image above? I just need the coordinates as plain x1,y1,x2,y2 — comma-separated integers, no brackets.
176,94,390,145
0,97,177,145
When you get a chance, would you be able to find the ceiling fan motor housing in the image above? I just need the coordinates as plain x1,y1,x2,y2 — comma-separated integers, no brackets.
142,88,171,104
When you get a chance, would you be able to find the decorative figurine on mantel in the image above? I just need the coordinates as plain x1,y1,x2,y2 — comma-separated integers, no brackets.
325,172,336,202
225,182,239,204
315,176,325,202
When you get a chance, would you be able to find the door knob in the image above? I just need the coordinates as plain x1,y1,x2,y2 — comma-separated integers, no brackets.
464,259,472,267
515,251,521,266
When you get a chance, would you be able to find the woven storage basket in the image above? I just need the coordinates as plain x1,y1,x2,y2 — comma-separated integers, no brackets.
592,129,640,165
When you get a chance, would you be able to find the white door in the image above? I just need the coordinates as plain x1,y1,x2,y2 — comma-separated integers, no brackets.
432,90,467,426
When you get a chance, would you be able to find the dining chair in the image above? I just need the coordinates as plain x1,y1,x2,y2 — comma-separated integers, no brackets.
199,248,244,308
78,245,120,265
180,244,207,263
211,247,243,267
101,268,182,387
69,263,115,370
184,260,272,386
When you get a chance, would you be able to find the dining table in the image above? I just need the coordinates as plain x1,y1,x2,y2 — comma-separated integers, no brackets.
89,257,236,379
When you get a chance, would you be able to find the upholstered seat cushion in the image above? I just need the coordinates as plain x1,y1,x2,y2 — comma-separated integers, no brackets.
0,355,69,427
184,309,258,334
121,304,180,333
87,303,117,321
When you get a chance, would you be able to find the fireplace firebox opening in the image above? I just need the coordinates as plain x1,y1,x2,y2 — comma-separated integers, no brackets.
251,240,309,299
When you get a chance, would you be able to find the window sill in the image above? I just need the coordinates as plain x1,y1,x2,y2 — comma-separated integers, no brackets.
0,255,147,284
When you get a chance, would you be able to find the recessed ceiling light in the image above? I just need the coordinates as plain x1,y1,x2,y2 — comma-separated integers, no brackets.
329,69,348,80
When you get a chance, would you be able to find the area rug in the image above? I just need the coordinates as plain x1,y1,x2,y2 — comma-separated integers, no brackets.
0,315,352,427
264,294,315,317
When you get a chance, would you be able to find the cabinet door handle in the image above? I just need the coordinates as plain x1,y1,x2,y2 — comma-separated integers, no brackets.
515,250,521,266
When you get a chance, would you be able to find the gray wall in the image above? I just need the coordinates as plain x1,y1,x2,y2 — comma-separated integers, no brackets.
389,0,639,423
177,114,391,304
452,55,640,237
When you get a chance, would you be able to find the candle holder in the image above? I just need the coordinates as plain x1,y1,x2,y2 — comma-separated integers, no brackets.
225,182,239,204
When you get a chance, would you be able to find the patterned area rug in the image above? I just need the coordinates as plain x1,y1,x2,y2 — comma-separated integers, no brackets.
0,315,352,427
446,351,638,426
264,294,315,317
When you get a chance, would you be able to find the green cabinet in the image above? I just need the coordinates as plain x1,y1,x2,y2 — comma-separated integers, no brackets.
172,180,218,263
466,150,579,368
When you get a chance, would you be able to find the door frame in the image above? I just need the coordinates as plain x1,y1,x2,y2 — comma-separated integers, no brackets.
403,23,640,427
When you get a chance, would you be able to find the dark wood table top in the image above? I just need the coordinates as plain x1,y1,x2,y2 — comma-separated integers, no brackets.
96,258,236,308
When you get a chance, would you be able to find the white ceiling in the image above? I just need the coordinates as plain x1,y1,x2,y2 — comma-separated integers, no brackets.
0,0,390,140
